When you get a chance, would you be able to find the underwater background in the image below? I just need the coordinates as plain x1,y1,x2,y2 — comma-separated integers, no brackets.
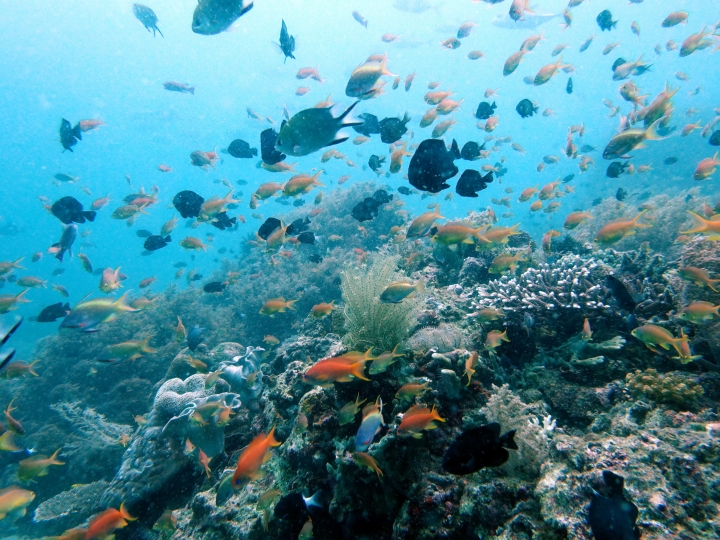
1,0,720,538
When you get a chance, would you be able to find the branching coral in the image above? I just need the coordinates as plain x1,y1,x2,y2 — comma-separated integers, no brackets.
341,253,422,351
478,384,553,478
626,368,704,408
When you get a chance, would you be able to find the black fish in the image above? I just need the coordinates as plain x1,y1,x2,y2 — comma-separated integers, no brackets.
59,119,82,152
611,57,626,72
187,325,204,351
297,231,315,245
605,275,637,311
37,302,71,323
133,4,163,37
475,101,496,120
135,229,153,238
615,187,628,201
352,113,381,136
663,156,678,165
210,211,236,231
592,197,603,206
227,139,258,158
286,217,310,236
258,217,282,240
442,423,517,475
562,174,575,183
203,281,227,293
456,170,493,198
566,77,573,94
292,199,305,207
144,235,171,251
188,273,203,282
52,224,77,262
378,113,410,144
368,155,386,173
597,10,617,31
172,190,205,219
351,189,391,222
308,254,323,263
606,161,629,178
710,130,720,147
279,19,295,62
634,64,652,76
275,492,325,538
580,145,596,153
260,128,286,165
51,196,96,225
408,139,460,193
460,141,485,161
588,471,640,540
397,186,413,195
515,99,538,118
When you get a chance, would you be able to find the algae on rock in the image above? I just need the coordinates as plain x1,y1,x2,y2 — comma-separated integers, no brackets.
340,253,422,352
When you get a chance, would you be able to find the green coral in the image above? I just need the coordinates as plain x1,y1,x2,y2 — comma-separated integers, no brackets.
340,253,422,352
626,368,703,408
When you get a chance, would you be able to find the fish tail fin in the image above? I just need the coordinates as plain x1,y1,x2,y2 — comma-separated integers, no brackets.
681,210,709,234
350,361,370,381
362,347,376,362
267,425,282,447
414,278,426,294
500,429,518,450
708,278,720,292
48,448,65,465
434,206,445,220
27,360,40,376
431,404,446,422
644,117,666,142
379,54,396,77
391,343,402,357
304,490,323,509
115,291,138,312
286,299,297,310
120,502,137,521
632,209,652,228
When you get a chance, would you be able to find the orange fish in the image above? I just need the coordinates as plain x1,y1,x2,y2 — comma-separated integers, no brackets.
594,210,652,245
396,404,445,438
85,503,136,539
303,357,370,386
231,426,281,488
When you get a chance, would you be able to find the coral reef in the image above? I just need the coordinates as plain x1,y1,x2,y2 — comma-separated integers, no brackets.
626,368,704,408
341,253,423,352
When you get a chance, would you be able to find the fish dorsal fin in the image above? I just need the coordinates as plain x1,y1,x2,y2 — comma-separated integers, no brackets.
281,120,287,130
404,404,430,418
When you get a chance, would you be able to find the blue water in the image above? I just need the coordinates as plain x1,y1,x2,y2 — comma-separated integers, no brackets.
0,0,719,533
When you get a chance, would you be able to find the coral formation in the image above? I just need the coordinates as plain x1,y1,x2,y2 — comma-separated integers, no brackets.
626,368,704,408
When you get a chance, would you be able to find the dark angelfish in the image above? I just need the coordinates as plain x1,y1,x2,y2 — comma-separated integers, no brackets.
455,170,493,198
260,128,286,165
258,217,282,240
172,190,205,218
353,113,381,137
710,130,720,147
352,190,391,222
588,471,640,540
615,187,628,201
460,141,485,161
597,10,617,32
51,196,96,225
143,235,171,251
286,217,310,235
368,154,386,173
0,317,22,373
605,275,637,311
203,281,227,293
297,231,315,245
279,19,295,62
407,139,460,193
566,77,573,94
210,211,237,231
36,303,71,323
59,119,82,152
442,423,517,475
378,113,410,143
132,4,163,37
516,98,538,118
475,101,496,120
227,139,258,158
606,161,629,178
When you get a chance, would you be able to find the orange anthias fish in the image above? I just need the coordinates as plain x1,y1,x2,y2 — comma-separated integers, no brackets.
0,486,35,521
259,297,297,316
594,210,652,246
310,300,337,319
303,356,370,386
231,426,281,488
18,449,64,482
396,404,445,438
681,211,720,240
85,503,136,539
